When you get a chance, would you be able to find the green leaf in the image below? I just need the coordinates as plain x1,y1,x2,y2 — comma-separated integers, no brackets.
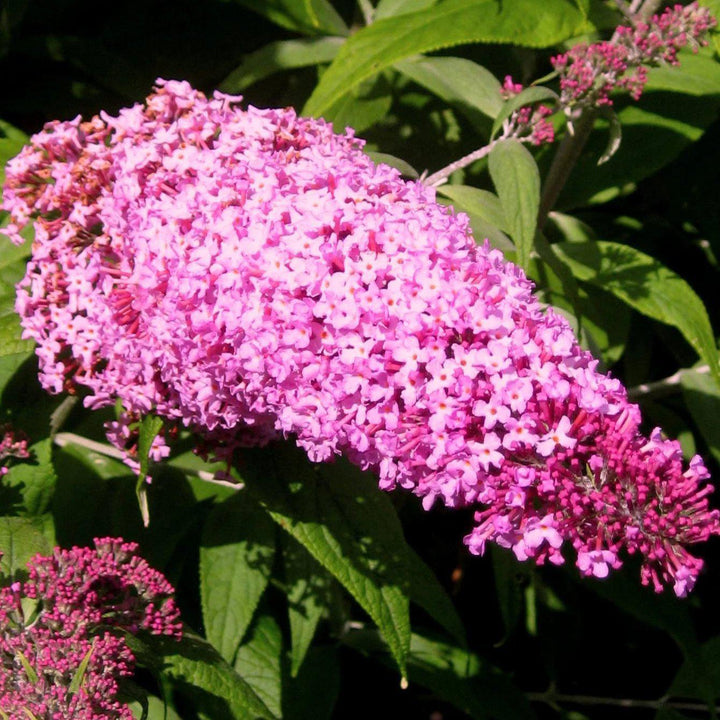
491,86,558,138
558,86,720,208
365,152,419,179
3,438,57,516
669,634,720,704
303,0,590,118
283,534,332,677
0,515,53,581
136,414,164,526
597,109,622,165
393,56,502,130
219,37,344,93
436,185,513,252
244,444,411,681
234,614,283,718
553,241,720,384
374,0,439,20
229,0,348,37
282,647,340,720
155,631,278,719
68,642,94,694
0,120,28,198
200,492,276,664
16,650,39,684
437,185,508,231
681,367,720,465
322,73,393,134
644,51,720,97
129,695,183,720
489,140,540,271
406,547,465,645
0,228,34,395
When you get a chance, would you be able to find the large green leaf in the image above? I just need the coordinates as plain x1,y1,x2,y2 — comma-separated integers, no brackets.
303,0,592,118
283,533,332,677
489,140,540,270
229,0,348,37
244,444,411,680
321,73,394,134
282,647,340,720
0,515,53,581
3,438,56,516
554,241,720,383
200,492,276,664
220,37,344,93
234,614,283,718
393,56,502,131
154,632,278,720
644,51,720,97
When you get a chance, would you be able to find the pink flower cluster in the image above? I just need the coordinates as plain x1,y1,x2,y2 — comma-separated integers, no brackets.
0,538,181,719
2,80,718,595
500,76,555,146
0,425,30,478
552,2,715,110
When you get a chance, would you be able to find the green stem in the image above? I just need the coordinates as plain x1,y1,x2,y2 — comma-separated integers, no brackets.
529,691,717,713
423,135,505,187
537,110,596,229
627,364,710,401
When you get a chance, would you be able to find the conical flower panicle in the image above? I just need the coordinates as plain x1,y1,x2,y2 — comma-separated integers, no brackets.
3,80,718,595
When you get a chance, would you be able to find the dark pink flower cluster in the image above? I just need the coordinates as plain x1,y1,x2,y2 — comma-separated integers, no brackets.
0,537,181,718
0,425,30,478
552,2,715,110
499,76,555,146
2,80,718,595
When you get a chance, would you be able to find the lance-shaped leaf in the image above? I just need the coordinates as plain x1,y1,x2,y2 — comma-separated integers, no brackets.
153,632,278,720
303,0,591,119
393,56,503,130
554,241,720,384
230,0,348,37
220,37,344,93
234,614,283,718
283,534,333,677
135,414,163,526
489,140,540,271
437,184,513,252
200,492,276,663
243,444,411,681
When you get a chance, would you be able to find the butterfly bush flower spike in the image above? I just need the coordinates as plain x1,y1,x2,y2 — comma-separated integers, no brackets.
2,79,718,597
0,538,181,718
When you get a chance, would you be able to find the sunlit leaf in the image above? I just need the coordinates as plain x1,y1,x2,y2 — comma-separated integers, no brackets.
303,0,590,119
